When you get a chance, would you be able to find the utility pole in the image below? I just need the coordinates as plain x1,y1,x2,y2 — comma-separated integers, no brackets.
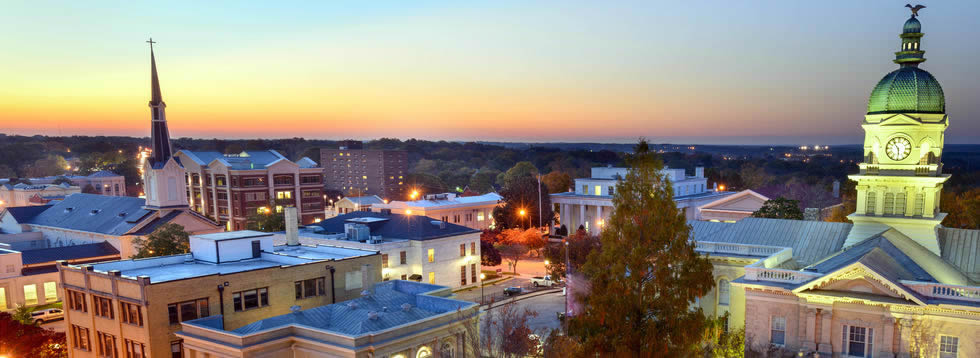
537,174,543,230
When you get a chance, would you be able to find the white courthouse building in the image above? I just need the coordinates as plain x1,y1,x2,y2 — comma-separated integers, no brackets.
372,192,502,230
551,166,732,234
274,210,482,289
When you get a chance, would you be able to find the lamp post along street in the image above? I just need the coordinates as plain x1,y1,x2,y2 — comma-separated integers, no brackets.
563,239,570,332
537,174,543,230
479,273,486,305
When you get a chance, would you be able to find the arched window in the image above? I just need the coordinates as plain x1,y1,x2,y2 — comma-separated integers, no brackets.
417,346,432,358
718,279,730,306
440,341,455,358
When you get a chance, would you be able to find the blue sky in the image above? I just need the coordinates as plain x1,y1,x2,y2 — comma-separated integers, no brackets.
2,1,978,145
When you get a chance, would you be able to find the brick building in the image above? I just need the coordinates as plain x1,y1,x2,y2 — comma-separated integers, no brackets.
175,150,325,229
321,142,407,200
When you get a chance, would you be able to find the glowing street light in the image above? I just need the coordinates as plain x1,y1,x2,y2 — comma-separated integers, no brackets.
718,184,726,191
410,190,419,200
480,273,487,305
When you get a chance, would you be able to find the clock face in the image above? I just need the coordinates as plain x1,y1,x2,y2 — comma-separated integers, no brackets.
885,137,912,161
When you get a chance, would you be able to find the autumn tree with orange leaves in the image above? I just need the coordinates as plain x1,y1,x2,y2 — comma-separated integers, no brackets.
567,140,715,357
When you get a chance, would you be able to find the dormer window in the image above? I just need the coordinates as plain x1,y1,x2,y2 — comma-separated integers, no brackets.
90,209,101,215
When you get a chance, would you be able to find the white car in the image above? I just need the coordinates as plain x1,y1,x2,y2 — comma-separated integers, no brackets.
31,308,64,324
531,275,560,287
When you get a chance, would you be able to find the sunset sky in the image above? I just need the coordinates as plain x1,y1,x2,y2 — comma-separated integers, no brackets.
2,1,979,145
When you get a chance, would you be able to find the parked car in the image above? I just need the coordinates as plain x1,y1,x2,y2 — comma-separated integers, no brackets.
503,286,523,296
531,275,560,287
31,308,64,324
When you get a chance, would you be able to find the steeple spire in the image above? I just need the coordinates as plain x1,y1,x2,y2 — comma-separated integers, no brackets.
146,38,173,165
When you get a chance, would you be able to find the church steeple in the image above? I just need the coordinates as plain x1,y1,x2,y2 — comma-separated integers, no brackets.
147,38,173,166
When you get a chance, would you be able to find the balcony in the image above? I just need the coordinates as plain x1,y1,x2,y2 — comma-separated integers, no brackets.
902,281,980,303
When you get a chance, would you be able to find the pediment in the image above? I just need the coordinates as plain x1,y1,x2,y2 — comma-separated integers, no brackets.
878,114,923,126
700,190,768,211
793,263,924,305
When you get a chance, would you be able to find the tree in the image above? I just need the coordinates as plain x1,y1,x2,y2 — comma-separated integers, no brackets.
698,312,745,358
497,240,529,274
492,176,553,230
82,184,99,194
542,171,573,194
246,204,286,232
404,173,447,199
543,229,601,280
481,301,542,358
499,161,539,187
51,176,74,186
942,187,980,229
11,304,36,325
0,312,67,358
131,223,191,258
751,197,804,220
23,155,70,178
469,169,501,194
568,140,715,355
480,230,503,266
739,163,769,190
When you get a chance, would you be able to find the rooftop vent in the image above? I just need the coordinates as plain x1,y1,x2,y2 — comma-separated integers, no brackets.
380,208,392,215
90,209,101,215
347,302,358,310
368,311,379,320
401,303,412,312
117,212,127,217
431,220,446,229
290,305,302,313
64,207,74,213
360,289,371,296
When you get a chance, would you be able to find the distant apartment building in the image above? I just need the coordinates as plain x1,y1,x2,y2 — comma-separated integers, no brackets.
275,210,482,289
175,150,326,229
373,192,502,230
59,229,379,358
321,141,407,200
0,170,126,202
0,183,80,206
551,166,733,234
177,280,478,358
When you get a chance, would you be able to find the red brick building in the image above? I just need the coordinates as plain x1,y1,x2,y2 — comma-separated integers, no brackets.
175,150,325,229
321,141,407,200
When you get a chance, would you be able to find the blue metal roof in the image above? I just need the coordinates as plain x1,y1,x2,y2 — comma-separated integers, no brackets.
312,211,479,241
27,194,152,236
698,218,852,266
806,234,934,282
20,241,119,265
3,205,53,223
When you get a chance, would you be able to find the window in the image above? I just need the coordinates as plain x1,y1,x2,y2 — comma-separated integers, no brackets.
301,176,320,184
461,265,467,286
276,191,292,199
7,264,15,272
477,212,485,221
44,281,57,302
471,242,476,255
914,193,924,216
72,325,91,351
400,251,407,265
940,335,959,358
471,263,477,283
429,272,436,284
67,290,87,312
244,192,266,201
460,244,466,257
93,296,114,319
124,339,146,358
23,284,38,305
97,331,117,358
0,287,6,311
232,288,269,311
595,185,602,195
582,185,587,194
382,254,389,268
884,193,895,215
120,302,143,326
167,298,209,324
294,278,326,299
866,192,877,215
215,175,226,186
171,341,183,358
274,176,293,186
608,186,614,195
718,279,730,306
770,317,786,345
841,325,873,358
895,193,906,216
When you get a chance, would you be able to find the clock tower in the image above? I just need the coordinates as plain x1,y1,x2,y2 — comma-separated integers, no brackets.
844,12,950,254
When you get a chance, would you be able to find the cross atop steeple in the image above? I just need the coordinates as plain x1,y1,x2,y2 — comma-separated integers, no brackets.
146,37,156,50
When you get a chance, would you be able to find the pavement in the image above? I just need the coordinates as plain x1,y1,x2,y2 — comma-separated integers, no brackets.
41,318,66,333
477,290,565,338
453,276,529,303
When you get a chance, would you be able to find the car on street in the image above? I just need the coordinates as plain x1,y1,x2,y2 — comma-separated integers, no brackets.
31,308,64,324
503,286,523,296
531,275,560,287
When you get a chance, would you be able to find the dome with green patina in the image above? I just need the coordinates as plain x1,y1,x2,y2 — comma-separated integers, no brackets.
903,17,921,33
867,66,944,114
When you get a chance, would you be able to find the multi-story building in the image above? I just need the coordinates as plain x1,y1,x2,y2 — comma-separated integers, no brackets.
175,150,326,229
274,210,482,289
372,192,502,230
177,280,479,358
551,166,732,234
332,195,385,217
0,241,119,312
0,183,80,207
59,229,380,358
689,11,980,357
321,141,407,200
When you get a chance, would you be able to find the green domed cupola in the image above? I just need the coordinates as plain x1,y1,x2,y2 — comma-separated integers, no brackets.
866,13,944,114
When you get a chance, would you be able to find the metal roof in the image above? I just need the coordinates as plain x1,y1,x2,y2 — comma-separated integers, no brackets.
178,150,292,170
698,218,852,266
312,211,479,241
687,220,733,240
939,227,980,283
2,205,53,223
342,195,385,206
27,194,152,236
20,241,119,265
806,235,934,283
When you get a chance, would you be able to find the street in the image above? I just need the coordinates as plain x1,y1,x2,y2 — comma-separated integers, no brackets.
41,318,66,333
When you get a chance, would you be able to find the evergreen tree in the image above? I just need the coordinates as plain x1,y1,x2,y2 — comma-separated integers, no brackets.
751,197,804,220
568,141,715,356
131,223,190,258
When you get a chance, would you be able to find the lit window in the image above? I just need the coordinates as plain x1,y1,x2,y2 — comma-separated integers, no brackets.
477,212,485,221
429,272,436,284
23,284,38,305
428,249,435,263
276,191,292,200
44,281,57,302
0,287,7,311
275,205,283,213
940,336,959,358
770,317,786,345
595,185,602,195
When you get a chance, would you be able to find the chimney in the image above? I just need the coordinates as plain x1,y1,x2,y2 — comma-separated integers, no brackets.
285,207,299,246
832,180,841,198
361,263,374,294
804,208,821,221
695,166,705,178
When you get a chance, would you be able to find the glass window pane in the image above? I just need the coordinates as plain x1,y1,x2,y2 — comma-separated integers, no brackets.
259,288,268,306
44,281,58,301
243,290,258,309
23,284,38,305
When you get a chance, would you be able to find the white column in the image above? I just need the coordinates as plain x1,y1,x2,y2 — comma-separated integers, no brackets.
560,204,568,232
579,204,586,233
596,206,603,232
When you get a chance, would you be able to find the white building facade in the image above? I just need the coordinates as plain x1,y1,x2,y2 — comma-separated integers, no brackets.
372,192,502,231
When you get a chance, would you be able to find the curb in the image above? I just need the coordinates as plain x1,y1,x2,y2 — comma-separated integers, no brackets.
483,288,562,310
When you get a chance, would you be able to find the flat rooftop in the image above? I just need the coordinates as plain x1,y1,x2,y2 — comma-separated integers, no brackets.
192,230,271,241
87,243,376,283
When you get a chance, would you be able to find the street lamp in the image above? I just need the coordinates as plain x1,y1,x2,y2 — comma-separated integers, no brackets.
410,190,419,200
519,209,528,229
480,273,486,305
563,239,570,332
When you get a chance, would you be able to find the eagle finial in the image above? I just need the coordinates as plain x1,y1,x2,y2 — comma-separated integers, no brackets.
905,4,926,17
